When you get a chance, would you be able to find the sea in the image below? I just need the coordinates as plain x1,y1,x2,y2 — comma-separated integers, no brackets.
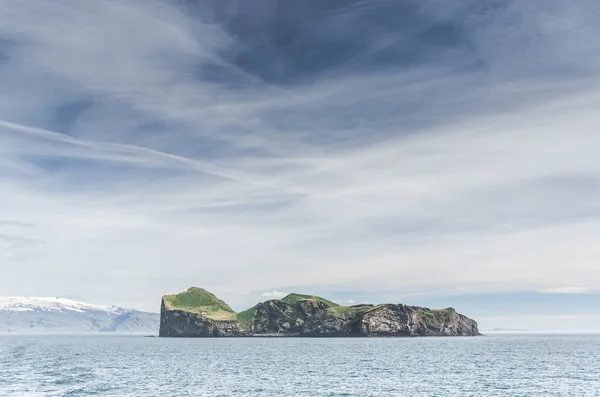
1,333,599,396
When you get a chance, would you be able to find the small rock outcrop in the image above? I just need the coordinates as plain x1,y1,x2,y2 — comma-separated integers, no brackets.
159,287,480,337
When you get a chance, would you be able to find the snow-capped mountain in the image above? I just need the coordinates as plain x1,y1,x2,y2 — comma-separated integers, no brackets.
0,297,159,334
0,297,127,313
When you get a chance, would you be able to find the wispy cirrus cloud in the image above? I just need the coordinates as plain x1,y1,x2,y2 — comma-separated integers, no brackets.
0,0,599,325
0,234,42,249
0,221,35,228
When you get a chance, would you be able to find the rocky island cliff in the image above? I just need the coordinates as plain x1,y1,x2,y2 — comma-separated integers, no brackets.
159,287,480,337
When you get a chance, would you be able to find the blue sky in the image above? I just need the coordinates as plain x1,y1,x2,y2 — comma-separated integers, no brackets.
1,1,600,331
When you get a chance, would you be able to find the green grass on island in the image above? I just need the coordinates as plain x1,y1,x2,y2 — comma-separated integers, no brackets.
412,307,453,327
326,304,380,318
163,288,343,321
163,287,237,320
236,305,259,325
163,287,453,324
280,293,340,308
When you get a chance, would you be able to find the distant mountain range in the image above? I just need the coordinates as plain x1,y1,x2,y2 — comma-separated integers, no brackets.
0,297,159,334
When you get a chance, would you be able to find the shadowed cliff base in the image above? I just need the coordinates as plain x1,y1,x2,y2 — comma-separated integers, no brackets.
159,287,480,337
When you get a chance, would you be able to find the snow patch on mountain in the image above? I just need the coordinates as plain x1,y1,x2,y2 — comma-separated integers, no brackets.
0,297,127,314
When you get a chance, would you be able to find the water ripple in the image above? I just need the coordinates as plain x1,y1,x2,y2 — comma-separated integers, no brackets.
1,334,599,396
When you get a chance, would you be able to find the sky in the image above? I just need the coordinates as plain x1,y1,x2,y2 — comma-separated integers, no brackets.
1,0,600,331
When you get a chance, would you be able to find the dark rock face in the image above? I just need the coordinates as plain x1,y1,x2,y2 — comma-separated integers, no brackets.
159,294,480,338
159,300,245,337
358,305,479,337
250,299,335,335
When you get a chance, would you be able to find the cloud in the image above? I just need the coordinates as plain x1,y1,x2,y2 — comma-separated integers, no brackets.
0,221,35,228
0,233,44,261
261,291,288,299
0,0,599,314
538,287,598,295
334,299,356,305
0,234,42,247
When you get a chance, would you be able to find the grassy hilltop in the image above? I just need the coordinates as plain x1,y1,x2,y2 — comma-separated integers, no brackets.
163,287,349,324
162,287,237,320
162,286,457,331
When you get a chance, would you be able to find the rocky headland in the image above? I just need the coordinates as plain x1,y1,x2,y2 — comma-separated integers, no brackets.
159,287,480,337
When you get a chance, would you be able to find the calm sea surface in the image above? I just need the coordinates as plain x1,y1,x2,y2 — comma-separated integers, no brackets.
1,334,599,396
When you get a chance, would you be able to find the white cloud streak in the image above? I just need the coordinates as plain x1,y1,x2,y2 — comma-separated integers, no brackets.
260,291,288,299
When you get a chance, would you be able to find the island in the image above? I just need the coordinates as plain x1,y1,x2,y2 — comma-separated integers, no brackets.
159,287,480,337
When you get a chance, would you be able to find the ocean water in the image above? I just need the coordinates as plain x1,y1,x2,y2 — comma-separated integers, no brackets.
1,334,599,396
